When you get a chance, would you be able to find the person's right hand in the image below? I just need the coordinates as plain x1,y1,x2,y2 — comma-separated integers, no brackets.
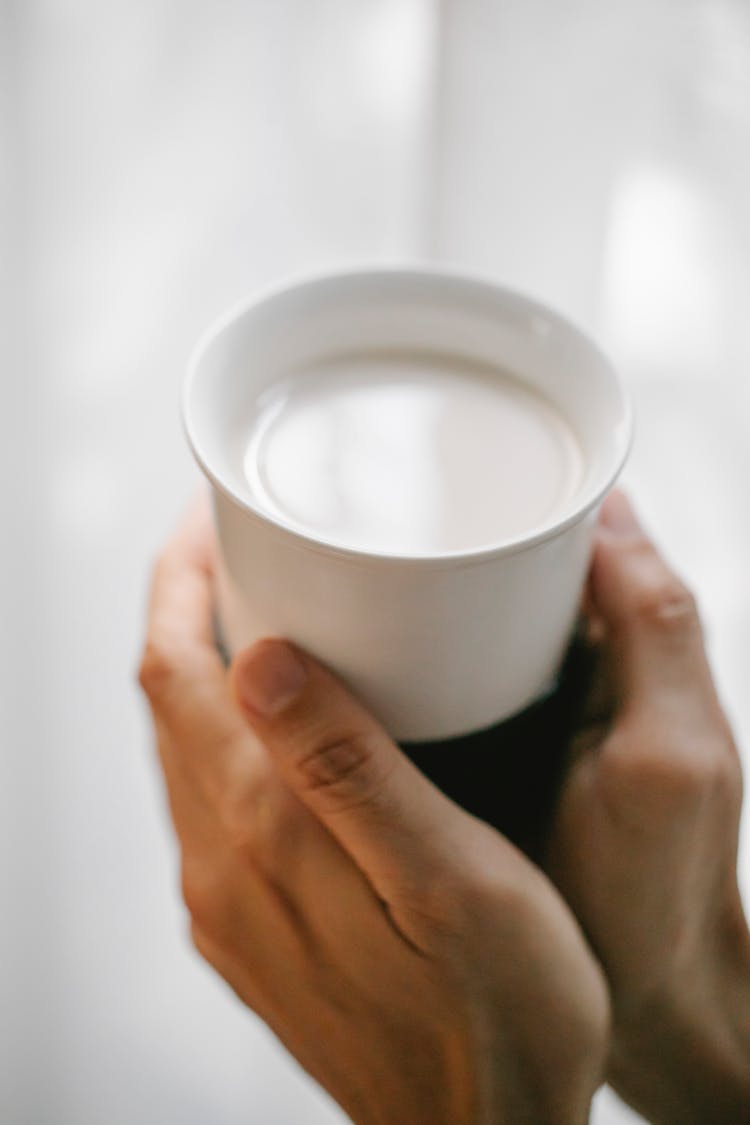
545,492,750,1124
138,499,610,1125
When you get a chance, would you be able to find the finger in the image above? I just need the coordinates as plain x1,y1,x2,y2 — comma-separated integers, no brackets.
151,715,226,853
143,489,219,657
230,639,462,901
139,494,255,801
590,491,720,724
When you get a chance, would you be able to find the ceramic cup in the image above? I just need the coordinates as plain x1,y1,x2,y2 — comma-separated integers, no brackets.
183,267,632,742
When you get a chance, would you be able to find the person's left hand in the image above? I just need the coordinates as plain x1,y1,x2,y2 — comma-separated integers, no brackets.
543,492,750,1124
138,498,610,1125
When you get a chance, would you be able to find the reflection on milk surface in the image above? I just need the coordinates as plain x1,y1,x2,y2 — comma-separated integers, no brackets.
243,353,585,556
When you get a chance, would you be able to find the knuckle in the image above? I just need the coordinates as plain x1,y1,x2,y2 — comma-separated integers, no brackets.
294,729,384,811
633,576,700,637
219,782,290,873
691,741,742,805
660,752,740,823
137,640,177,701
654,749,716,801
461,864,536,927
189,920,215,963
180,864,232,941
600,729,734,816
150,546,173,585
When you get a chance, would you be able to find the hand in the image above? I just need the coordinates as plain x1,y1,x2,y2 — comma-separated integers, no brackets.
545,492,750,1124
138,498,609,1125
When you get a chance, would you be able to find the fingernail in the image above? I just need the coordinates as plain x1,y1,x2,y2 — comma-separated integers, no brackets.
599,491,642,535
236,640,308,717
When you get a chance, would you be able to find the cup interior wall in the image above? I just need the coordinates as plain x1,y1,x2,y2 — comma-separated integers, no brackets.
185,272,631,554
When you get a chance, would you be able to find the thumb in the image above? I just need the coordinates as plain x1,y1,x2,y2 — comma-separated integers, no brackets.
230,638,459,895
590,491,720,726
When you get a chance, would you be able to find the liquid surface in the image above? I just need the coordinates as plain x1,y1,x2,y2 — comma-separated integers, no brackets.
243,353,584,555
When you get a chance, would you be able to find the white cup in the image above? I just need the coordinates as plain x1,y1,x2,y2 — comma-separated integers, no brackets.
184,267,632,742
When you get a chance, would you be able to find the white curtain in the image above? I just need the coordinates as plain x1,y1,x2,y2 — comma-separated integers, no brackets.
3,2,749,1122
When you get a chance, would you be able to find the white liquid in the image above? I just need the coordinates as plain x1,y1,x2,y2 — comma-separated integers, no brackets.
243,353,584,555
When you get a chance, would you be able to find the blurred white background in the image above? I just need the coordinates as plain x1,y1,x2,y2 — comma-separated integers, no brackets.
2,1,749,1122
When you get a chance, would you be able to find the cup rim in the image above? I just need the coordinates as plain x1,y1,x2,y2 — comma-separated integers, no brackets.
183,262,634,568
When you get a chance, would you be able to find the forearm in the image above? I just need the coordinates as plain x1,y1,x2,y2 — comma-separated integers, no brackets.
609,963,750,1125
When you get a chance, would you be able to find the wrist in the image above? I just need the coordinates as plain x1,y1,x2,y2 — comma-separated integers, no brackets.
609,930,750,1125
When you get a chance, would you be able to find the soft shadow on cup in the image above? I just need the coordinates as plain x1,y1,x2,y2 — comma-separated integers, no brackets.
183,267,632,742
